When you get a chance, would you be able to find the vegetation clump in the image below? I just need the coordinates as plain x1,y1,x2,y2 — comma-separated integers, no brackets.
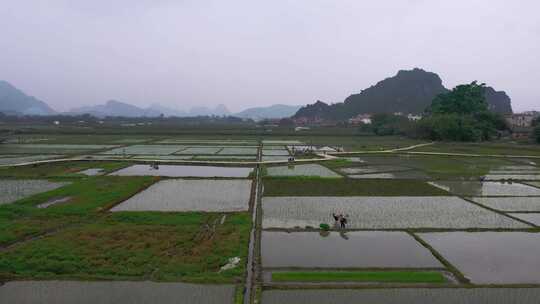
417,81,508,141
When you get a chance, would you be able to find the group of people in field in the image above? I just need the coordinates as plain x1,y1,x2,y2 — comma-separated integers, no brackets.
332,213,348,229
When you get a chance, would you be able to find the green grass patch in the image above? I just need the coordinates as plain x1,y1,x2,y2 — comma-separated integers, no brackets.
0,176,155,246
271,271,446,283
263,179,449,196
0,212,251,283
0,161,130,178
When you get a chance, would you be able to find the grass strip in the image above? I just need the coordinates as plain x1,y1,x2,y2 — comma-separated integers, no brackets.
271,271,446,283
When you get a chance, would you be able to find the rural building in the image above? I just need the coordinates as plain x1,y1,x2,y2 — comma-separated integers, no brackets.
349,114,372,125
505,111,539,128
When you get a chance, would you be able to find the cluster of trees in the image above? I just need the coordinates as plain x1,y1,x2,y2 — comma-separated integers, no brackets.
363,82,509,142
533,117,540,144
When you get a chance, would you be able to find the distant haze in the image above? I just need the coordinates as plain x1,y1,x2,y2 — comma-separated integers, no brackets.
1,0,538,112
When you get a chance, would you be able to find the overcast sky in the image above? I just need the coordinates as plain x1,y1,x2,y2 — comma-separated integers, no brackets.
1,0,538,112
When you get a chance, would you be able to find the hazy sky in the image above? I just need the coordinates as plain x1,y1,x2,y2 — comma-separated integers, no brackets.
1,0,539,112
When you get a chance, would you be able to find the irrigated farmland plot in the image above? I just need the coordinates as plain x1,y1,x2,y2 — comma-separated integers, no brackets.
262,288,540,304
0,155,64,166
349,171,428,179
112,179,252,212
0,281,235,304
262,156,288,162
485,174,540,181
262,196,528,229
0,180,69,205
262,149,289,156
428,181,540,196
509,213,540,226
266,164,341,177
101,145,185,155
218,147,258,155
262,231,442,268
340,165,411,174
418,232,540,284
131,155,193,160
110,165,252,178
175,146,222,155
263,140,302,144
469,197,540,212
0,144,117,154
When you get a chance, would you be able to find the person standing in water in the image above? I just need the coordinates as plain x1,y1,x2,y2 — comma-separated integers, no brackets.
339,215,348,229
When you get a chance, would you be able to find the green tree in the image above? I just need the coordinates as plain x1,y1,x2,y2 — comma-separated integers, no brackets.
429,81,488,115
371,113,411,136
419,82,507,142
534,125,540,144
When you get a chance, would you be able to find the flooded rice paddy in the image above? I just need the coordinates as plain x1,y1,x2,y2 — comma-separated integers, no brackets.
111,179,252,212
0,281,235,304
340,166,411,174
263,140,303,144
261,288,540,304
0,154,64,165
175,146,222,154
267,164,341,177
485,174,540,181
36,196,72,209
262,156,289,162
262,196,528,229
262,149,290,156
419,232,540,284
218,147,258,155
101,145,185,155
509,213,540,226
109,164,252,177
469,197,540,211
78,168,104,176
349,171,428,179
131,155,193,160
0,180,69,205
262,231,442,268
428,181,540,196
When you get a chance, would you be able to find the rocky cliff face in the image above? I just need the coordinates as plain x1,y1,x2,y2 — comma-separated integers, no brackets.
293,68,513,121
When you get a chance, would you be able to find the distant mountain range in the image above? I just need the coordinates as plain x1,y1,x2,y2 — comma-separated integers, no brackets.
294,68,513,120
0,70,514,120
0,80,56,115
234,104,301,120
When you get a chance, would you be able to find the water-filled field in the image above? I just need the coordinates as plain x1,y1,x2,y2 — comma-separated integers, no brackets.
263,140,302,144
262,149,290,156
0,155,64,165
0,144,116,154
470,197,540,212
193,155,257,160
0,180,69,205
0,281,235,304
340,165,411,174
158,139,257,145
262,288,540,304
509,213,540,226
217,147,258,155
175,146,222,154
101,145,185,155
349,171,428,179
132,155,193,160
485,174,540,181
110,164,252,177
419,232,540,284
428,181,540,196
267,164,341,177
262,156,288,162
78,168,104,176
112,179,252,212
262,231,442,268
262,196,528,229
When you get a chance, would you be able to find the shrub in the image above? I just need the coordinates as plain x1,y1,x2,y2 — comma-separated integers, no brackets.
319,223,330,231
